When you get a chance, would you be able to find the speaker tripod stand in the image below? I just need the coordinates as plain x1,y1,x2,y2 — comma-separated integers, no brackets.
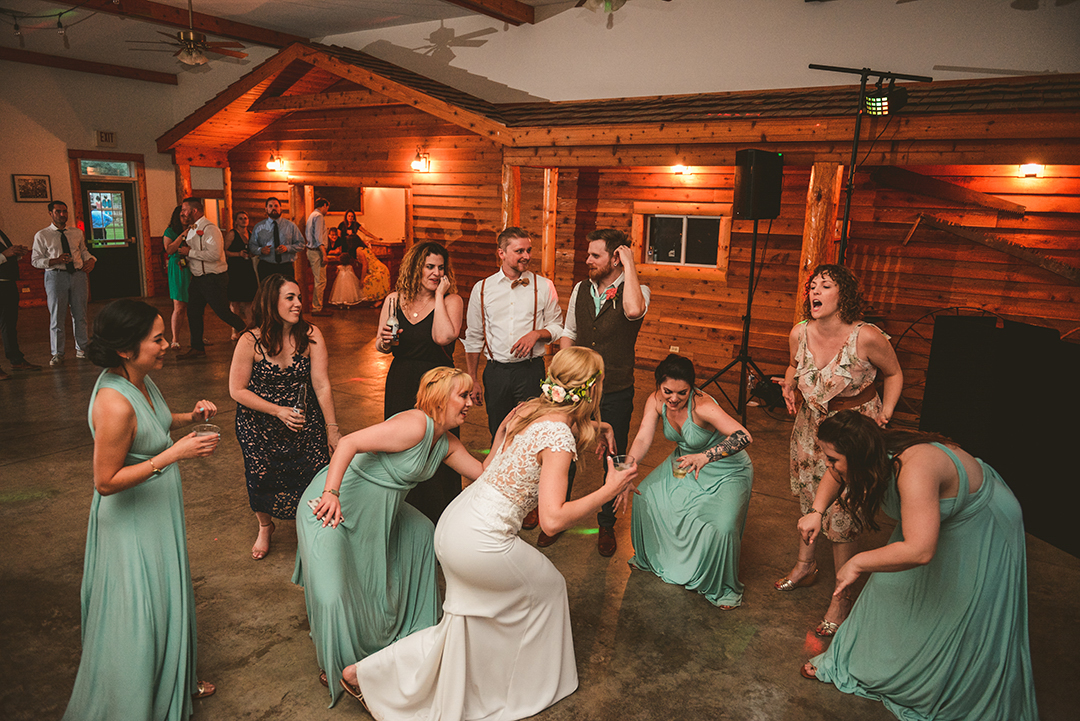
700,218,769,426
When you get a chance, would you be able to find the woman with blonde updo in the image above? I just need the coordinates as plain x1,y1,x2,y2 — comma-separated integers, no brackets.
295,366,486,707
340,347,639,721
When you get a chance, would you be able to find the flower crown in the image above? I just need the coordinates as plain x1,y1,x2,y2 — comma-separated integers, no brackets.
541,373,599,405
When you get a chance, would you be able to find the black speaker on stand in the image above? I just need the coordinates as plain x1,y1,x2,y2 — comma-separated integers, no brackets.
700,149,783,425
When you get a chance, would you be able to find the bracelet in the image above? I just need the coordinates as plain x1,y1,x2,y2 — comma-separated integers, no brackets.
322,488,340,497
326,423,339,427
148,458,162,475
805,507,825,517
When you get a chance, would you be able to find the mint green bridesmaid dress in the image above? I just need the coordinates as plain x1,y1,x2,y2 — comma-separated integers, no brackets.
812,443,1039,720
293,414,448,707
629,393,754,607
63,371,198,721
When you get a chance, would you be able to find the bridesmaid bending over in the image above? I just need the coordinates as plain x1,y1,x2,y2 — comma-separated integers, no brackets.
800,411,1038,721
295,367,486,706
63,299,219,721
230,274,340,560
776,264,901,637
626,354,754,608
340,347,638,721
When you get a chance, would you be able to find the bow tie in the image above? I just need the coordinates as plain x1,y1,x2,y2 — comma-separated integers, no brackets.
511,276,530,289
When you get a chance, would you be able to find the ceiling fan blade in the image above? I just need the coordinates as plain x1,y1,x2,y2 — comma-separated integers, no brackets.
128,47,179,53
157,30,181,41
127,39,176,45
452,40,489,48
205,41,245,49
207,47,248,59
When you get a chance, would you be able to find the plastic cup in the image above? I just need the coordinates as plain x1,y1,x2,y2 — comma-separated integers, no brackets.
672,457,688,478
612,455,634,471
194,423,220,437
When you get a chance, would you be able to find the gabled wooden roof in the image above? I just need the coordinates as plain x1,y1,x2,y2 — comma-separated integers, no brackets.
159,42,1080,155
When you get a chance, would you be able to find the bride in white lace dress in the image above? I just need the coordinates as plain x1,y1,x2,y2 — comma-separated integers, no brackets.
341,347,638,720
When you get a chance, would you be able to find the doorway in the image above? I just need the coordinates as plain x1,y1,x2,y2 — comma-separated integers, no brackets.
82,181,142,300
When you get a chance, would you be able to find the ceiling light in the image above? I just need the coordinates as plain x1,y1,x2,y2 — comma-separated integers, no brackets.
56,18,65,35
672,165,692,175
177,47,208,66
1019,163,1043,177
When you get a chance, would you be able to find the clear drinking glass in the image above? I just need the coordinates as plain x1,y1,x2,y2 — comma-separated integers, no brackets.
672,457,688,478
611,454,634,471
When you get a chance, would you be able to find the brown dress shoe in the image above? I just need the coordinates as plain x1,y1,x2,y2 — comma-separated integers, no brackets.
177,348,207,360
521,508,539,530
10,361,42,371
597,526,617,557
536,531,562,547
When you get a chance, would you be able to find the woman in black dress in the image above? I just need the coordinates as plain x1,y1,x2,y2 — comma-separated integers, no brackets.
225,210,258,338
376,241,464,523
338,209,378,256
229,274,341,560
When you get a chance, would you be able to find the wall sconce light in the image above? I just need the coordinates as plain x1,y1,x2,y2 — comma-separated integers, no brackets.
411,148,430,173
266,153,285,172
1019,163,1044,177
672,164,692,175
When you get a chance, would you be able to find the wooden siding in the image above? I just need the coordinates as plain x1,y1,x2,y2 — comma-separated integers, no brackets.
227,105,506,299
847,164,1080,423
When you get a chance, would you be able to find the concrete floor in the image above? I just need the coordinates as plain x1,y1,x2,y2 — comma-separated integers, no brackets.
1,297,1076,721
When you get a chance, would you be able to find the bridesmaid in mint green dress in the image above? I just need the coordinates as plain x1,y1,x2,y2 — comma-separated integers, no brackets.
63,300,220,721
627,354,754,608
294,367,485,706
800,411,1038,721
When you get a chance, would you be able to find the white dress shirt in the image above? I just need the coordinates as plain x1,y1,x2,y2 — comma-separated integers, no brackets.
32,224,94,271
183,217,227,276
562,274,651,342
465,269,562,363
305,211,326,250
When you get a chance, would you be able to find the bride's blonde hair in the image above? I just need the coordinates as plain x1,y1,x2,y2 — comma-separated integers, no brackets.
503,347,604,452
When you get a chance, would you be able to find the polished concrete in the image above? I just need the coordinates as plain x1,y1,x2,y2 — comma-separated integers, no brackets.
1,298,1076,721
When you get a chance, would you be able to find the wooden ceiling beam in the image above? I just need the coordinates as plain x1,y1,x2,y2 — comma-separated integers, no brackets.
53,0,307,48
441,0,534,25
0,47,177,85
872,166,1027,217
248,88,401,113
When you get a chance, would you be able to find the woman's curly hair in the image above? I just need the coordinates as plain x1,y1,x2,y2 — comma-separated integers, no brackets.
396,241,456,306
800,264,865,323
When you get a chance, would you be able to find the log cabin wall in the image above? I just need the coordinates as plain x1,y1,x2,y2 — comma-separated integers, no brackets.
518,164,808,401
845,163,1080,422
226,104,506,298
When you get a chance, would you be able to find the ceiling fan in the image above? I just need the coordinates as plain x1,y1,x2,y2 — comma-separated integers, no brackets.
126,0,247,66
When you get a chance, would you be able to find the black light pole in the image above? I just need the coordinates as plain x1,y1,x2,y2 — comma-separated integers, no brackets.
808,64,933,264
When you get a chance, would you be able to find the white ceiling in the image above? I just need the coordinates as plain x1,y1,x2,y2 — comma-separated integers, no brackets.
0,0,574,75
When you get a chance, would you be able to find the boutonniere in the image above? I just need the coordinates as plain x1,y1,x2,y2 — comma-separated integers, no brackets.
603,287,618,301
195,229,205,236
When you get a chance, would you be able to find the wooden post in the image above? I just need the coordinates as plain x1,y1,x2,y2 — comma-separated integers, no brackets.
222,166,233,232
289,183,305,288
541,168,558,280
174,162,192,203
501,164,520,230
795,161,842,323
405,188,415,249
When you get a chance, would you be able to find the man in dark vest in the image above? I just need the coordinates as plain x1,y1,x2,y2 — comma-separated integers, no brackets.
0,227,42,378
552,228,650,555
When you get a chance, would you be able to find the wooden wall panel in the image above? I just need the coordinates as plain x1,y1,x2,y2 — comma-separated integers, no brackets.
228,106,506,302
846,165,1080,423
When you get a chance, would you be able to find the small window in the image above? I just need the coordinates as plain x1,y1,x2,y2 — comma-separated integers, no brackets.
646,215,722,267
80,160,132,178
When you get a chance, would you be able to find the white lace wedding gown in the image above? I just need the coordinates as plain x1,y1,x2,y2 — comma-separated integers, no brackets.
353,420,580,721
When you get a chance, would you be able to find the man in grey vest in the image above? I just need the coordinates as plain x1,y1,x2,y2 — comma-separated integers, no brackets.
554,228,650,555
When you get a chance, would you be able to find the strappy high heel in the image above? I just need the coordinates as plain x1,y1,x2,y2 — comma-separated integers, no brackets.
775,567,819,591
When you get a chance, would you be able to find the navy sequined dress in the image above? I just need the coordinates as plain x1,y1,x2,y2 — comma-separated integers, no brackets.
236,348,329,518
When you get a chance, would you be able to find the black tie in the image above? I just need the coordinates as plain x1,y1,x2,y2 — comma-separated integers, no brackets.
58,229,76,273
271,221,279,263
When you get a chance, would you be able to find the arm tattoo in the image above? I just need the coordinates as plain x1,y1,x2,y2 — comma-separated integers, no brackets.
704,430,750,463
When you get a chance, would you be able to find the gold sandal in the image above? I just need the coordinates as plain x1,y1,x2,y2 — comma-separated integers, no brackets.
775,567,818,591
339,678,372,714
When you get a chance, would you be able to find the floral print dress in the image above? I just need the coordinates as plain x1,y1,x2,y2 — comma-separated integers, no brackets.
790,321,885,542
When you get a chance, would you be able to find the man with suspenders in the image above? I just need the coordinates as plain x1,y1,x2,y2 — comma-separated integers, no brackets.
465,226,564,446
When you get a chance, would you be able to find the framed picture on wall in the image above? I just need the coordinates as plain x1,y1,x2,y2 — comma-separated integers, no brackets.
12,174,52,203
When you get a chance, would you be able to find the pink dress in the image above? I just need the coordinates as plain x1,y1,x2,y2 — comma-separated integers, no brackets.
790,321,886,542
